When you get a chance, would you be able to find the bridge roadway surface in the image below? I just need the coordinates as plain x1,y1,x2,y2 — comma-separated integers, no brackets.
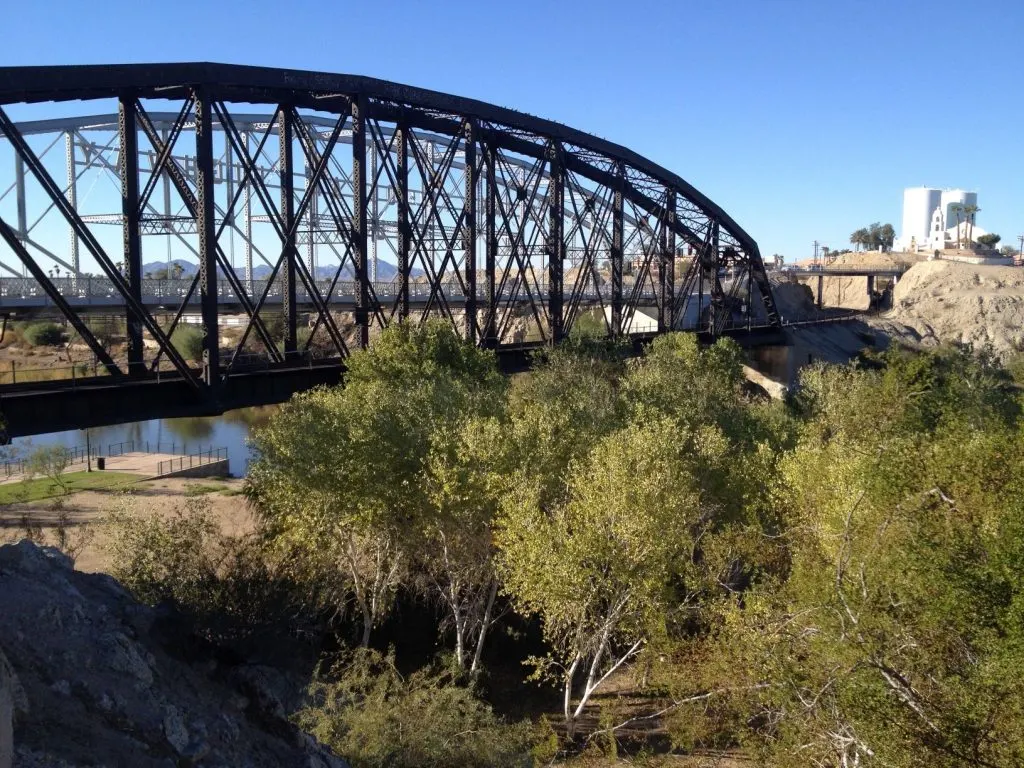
0,318,836,439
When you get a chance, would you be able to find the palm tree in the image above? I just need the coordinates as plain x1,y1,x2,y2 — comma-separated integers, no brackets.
951,205,964,249
963,204,980,248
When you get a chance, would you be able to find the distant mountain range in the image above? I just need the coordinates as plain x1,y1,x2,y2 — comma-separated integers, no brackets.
142,258,422,281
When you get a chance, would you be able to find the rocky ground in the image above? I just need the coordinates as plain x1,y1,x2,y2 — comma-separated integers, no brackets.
0,540,347,768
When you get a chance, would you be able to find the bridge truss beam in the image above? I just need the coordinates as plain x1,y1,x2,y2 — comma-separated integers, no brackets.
0,64,780,433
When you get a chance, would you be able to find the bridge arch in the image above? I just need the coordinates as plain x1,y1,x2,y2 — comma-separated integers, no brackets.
0,64,780,433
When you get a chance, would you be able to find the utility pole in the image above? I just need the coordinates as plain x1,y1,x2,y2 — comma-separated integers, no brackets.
812,240,820,265
1018,234,1024,264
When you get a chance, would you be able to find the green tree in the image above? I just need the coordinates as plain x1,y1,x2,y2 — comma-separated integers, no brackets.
27,445,73,494
171,325,204,362
23,322,65,346
728,350,1024,766
951,204,964,247
964,203,980,245
850,228,869,251
247,321,505,650
297,648,532,768
978,232,1001,248
497,417,712,739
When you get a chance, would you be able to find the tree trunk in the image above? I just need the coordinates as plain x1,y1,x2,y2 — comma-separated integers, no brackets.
563,656,581,740
470,579,498,676
360,602,372,647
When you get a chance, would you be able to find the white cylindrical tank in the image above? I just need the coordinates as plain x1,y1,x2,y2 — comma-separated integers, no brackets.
900,187,940,248
940,189,977,230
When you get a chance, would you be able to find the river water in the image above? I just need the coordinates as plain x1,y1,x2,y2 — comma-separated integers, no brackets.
8,406,277,477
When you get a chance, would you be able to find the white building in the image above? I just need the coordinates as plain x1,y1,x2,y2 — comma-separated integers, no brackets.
893,187,985,253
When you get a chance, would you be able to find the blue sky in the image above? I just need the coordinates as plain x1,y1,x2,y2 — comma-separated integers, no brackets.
3,0,1023,260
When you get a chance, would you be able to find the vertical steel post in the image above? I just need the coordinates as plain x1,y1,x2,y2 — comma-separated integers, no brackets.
463,120,477,343
243,131,253,295
278,109,297,358
14,153,26,238
119,96,144,375
610,161,624,338
194,90,220,389
351,94,369,349
305,157,316,276
396,123,410,321
661,189,676,332
547,142,564,343
370,142,378,283
484,141,498,347
65,132,79,283
15,152,26,277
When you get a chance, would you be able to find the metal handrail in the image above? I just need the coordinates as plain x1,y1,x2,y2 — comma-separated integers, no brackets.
155,446,227,477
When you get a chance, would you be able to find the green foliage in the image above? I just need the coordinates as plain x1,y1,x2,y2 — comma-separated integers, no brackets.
26,445,73,494
977,232,1001,247
171,325,204,362
850,222,895,251
105,494,221,607
104,494,308,649
724,346,1024,766
296,649,532,768
247,320,506,648
22,321,65,346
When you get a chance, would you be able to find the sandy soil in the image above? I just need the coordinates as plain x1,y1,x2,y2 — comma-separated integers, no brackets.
0,477,255,573
888,260,1024,355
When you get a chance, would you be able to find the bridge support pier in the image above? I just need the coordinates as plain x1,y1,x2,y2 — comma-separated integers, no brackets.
816,274,824,309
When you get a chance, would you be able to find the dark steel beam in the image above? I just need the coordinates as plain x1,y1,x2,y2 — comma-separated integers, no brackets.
118,95,143,374
547,142,564,344
0,218,120,376
483,142,498,347
463,119,477,343
351,94,369,349
661,189,676,331
0,64,766,267
0,106,200,388
194,90,220,390
134,101,283,366
610,161,624,338
278,108,297,358
396,123,410,321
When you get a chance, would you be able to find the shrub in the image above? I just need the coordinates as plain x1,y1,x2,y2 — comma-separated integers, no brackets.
23,322,65,346
103,495,314,651
296,649,533,768
170,325,204,362
27,445,72,494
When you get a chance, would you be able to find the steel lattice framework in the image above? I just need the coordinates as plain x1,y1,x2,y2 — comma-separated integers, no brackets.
0,63,780,434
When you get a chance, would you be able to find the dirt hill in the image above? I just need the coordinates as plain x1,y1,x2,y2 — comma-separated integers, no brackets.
887,260,1024,356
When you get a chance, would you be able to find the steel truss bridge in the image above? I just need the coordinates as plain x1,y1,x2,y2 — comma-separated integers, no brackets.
0,63,781,437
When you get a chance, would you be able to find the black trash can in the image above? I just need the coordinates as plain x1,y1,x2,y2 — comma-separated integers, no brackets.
96,457,105,470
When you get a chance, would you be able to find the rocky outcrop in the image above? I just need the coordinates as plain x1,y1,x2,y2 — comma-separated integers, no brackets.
0,540,348,768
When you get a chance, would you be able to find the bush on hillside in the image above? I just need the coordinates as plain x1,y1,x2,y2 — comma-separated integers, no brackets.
23,322,65,346
103,495,313,651
296,649,533,768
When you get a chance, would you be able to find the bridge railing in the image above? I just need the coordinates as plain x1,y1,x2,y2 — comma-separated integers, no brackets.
1,276,671,306
156,447,227,477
